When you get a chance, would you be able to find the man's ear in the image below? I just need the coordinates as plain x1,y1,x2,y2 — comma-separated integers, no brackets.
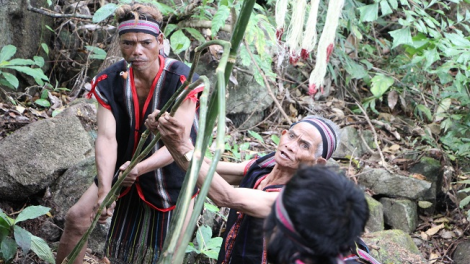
316,157,327,165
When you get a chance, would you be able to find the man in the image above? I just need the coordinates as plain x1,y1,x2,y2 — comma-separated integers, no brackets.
56,3,203,264
264,165,370,264
149,112,340,264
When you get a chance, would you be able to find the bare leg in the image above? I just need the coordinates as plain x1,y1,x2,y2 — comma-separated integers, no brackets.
56,184,99,264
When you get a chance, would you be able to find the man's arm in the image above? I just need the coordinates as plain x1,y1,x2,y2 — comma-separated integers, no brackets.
94,105,118,220
157,112,278,218
121,99,197,186
212,160,249,185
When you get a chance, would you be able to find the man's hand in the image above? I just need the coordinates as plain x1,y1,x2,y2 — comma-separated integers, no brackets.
119,161,140,187
92,191,116,224
145,110,162,134
156,112,190,153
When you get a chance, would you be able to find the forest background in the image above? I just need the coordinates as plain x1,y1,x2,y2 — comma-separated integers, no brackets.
0,0,470,263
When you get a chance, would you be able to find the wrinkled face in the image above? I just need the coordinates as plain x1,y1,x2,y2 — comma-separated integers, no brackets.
275,122,323,169
119,32,163,71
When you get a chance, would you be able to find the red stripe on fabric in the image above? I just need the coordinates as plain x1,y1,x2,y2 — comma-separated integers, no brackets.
243,159,257,176
134,182,199,212
180,75,186,83
185,85,204,103
86,74,107,99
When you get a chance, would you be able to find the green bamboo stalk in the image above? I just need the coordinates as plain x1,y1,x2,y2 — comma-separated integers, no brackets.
158,1,256,262
157,40,231,263
61,78,202,264
170,41,230,263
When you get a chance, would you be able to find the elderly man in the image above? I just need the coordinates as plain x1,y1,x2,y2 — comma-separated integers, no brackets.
56,3,202,264
147,112,340,264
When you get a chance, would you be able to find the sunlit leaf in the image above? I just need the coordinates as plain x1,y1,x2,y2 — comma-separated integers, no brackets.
248,130,264,143
41,43,50,55
380,0,393,16
31,235,55,264
415,104,433,121
196,225,212,250
358,3,379,22
370,74,394,98
204,202,219,213
184,28,206,43
85,46,107,60
164,24,178,36
271,135,280,145
34,56,45,67
34,99,51,108
92,3,118,23
15,206,50,224
389,27,413,48
170,29,191,54
434,98,451,122
5,66,49,81
0,45,17,63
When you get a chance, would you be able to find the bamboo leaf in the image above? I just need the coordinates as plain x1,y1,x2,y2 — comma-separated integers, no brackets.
92,3,118,23
389,27,413,48
15,206,50,224
211,5,230,37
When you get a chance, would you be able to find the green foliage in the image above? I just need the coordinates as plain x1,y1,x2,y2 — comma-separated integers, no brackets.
85,46,107,60
186,225,222,261
348,0,470,160
0,206,55,264
0,45,49,90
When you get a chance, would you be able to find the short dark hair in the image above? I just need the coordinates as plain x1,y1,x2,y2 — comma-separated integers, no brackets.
264,165,369,264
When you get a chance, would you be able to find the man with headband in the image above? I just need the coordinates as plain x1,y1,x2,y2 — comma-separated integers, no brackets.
56,3,203,264
147,112,341,264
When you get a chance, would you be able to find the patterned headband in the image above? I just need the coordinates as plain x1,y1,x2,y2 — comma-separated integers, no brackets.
118,19,161,37
274,189,314,254
290,118,337,160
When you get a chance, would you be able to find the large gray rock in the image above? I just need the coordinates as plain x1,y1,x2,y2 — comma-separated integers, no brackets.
362,230,426,264
194,48,274,129
333,126,375,159
365,195,384,232
357,168,434,200
380,198,417,233
453,240,470,264
51,156,109,254
51,156,97,222
0,115,94,200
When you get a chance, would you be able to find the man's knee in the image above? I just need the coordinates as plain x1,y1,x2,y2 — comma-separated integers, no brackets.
64,204,92,231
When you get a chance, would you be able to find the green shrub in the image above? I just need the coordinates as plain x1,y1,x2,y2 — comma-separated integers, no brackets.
0,206,55,264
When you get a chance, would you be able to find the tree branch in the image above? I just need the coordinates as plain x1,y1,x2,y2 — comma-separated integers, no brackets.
26,0,93,19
